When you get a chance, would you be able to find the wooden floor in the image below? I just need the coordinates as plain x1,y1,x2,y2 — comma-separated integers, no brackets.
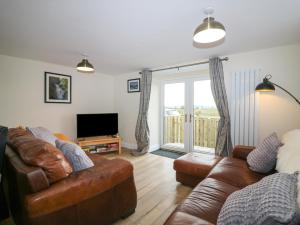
108,150,192,225
1,149,192,225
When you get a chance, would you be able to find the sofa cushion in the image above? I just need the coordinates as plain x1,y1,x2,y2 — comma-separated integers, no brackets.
276,129,300,174
8,127,33,140
55,139,94,172
25,154,134,218
207,157,265,188
27,127,57,146
171,178,239,224
217,172,300,225
247,132,281,173
8,136,73,183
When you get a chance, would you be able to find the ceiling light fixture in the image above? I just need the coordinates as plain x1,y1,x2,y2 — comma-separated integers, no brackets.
76,54,95,73
193,7,226,44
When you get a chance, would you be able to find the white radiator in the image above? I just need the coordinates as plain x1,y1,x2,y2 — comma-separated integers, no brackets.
230,69,261,146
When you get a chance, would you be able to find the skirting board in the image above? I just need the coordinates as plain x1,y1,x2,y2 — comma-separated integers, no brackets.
122,142,160,152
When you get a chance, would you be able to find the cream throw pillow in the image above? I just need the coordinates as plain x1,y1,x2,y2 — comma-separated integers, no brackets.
275,129,300,208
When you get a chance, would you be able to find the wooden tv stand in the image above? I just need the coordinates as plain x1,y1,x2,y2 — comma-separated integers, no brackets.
76,135,122,155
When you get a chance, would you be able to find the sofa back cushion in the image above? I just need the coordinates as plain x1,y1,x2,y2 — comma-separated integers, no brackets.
247,132,281,173
8,127,33,140
27,127,57,146
9,135,73,183
55,139,94,172
276,129,300,174
217,172,300,225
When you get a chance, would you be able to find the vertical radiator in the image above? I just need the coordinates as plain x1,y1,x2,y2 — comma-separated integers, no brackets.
230,69,261,147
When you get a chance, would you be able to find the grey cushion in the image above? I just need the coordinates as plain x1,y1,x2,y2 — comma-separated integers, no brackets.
217,172,300,225
247,132,281,173
55,139,94,172
27,127,57,146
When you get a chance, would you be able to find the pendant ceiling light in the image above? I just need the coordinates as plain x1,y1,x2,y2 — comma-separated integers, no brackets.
193,7,226,44
76,54,95,73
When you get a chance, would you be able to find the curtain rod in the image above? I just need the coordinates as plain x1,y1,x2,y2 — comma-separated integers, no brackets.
139,57,229,74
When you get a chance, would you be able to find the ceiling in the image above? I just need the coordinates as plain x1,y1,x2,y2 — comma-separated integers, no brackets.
0,0,300,75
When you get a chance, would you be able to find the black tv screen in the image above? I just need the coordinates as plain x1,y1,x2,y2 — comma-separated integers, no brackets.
77,113,118,138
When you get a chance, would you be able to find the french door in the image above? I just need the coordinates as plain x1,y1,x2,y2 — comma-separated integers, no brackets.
161,78,219,153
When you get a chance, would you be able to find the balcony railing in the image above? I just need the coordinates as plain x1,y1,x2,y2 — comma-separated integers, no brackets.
164,115,219,148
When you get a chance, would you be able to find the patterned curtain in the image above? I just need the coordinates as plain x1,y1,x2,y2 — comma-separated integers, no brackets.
209,57,233,156
132,70,152,156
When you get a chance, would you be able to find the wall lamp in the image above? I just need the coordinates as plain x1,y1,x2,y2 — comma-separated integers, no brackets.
255,74,300,105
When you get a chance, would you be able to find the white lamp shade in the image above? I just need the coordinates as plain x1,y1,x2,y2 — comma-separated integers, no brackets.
193,28,226,43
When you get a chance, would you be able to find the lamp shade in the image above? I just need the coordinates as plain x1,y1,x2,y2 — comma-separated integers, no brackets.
255,77,275,92
193,17,226,43
77,59,95,72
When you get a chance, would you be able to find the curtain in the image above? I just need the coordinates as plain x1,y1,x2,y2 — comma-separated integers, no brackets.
132,70,152,156
209,57,233,156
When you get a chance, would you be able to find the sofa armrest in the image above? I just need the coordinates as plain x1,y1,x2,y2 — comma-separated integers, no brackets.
232,145,255,160
25,157,133,218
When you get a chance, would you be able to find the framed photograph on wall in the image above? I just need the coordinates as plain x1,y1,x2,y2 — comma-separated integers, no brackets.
127,78,140,93
45,72,72,103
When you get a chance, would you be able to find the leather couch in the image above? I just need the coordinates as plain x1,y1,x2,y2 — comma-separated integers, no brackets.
165,146,266,225
3,129,137,225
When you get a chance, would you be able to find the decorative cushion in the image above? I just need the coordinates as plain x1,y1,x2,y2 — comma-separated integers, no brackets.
54,133,71,142
55,139,94,172
8,135,73,183
276,129,300,174
275,129,300,209
8,127,33,141
247,132,281,173
27,127,57,146
217,172,300,225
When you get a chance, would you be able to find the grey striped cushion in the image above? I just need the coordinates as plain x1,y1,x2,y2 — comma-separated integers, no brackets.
247,132,281,173
217,172,300,225
55,139,94,172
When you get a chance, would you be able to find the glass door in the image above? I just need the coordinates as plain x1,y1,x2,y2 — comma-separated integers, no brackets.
160,78,219,153
192,80,219,154
162,82,188,152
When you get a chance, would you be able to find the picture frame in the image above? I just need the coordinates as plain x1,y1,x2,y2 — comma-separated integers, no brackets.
44,72,72,103
127,78,140,93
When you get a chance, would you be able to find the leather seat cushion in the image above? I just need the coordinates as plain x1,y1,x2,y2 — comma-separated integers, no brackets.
207,157,265,188
8,135,73,183
26,154,134,217
173,178,239,224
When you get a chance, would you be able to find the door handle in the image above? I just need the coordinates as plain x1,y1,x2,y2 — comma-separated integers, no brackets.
185,114,187,123
190,114,193,123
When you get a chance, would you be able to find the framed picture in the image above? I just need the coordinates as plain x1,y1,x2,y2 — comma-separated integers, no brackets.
127,78,140,93
44,72,72,103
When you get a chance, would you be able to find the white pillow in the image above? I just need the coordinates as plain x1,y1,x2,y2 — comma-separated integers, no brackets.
275,129,300,208
276,129,300,174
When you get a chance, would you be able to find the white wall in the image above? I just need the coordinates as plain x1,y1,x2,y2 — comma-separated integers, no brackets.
0,55,115,139
114,72,161,151
224,43,300,141
115,43,300,148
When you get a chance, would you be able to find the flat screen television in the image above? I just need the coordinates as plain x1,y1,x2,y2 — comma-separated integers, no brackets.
77,113,118,138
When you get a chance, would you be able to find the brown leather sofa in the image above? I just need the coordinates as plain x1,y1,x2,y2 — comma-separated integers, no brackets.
3,129,137,225
165,146,266,225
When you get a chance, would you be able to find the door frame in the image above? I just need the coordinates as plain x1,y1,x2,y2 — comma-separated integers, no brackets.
160,75,210,153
